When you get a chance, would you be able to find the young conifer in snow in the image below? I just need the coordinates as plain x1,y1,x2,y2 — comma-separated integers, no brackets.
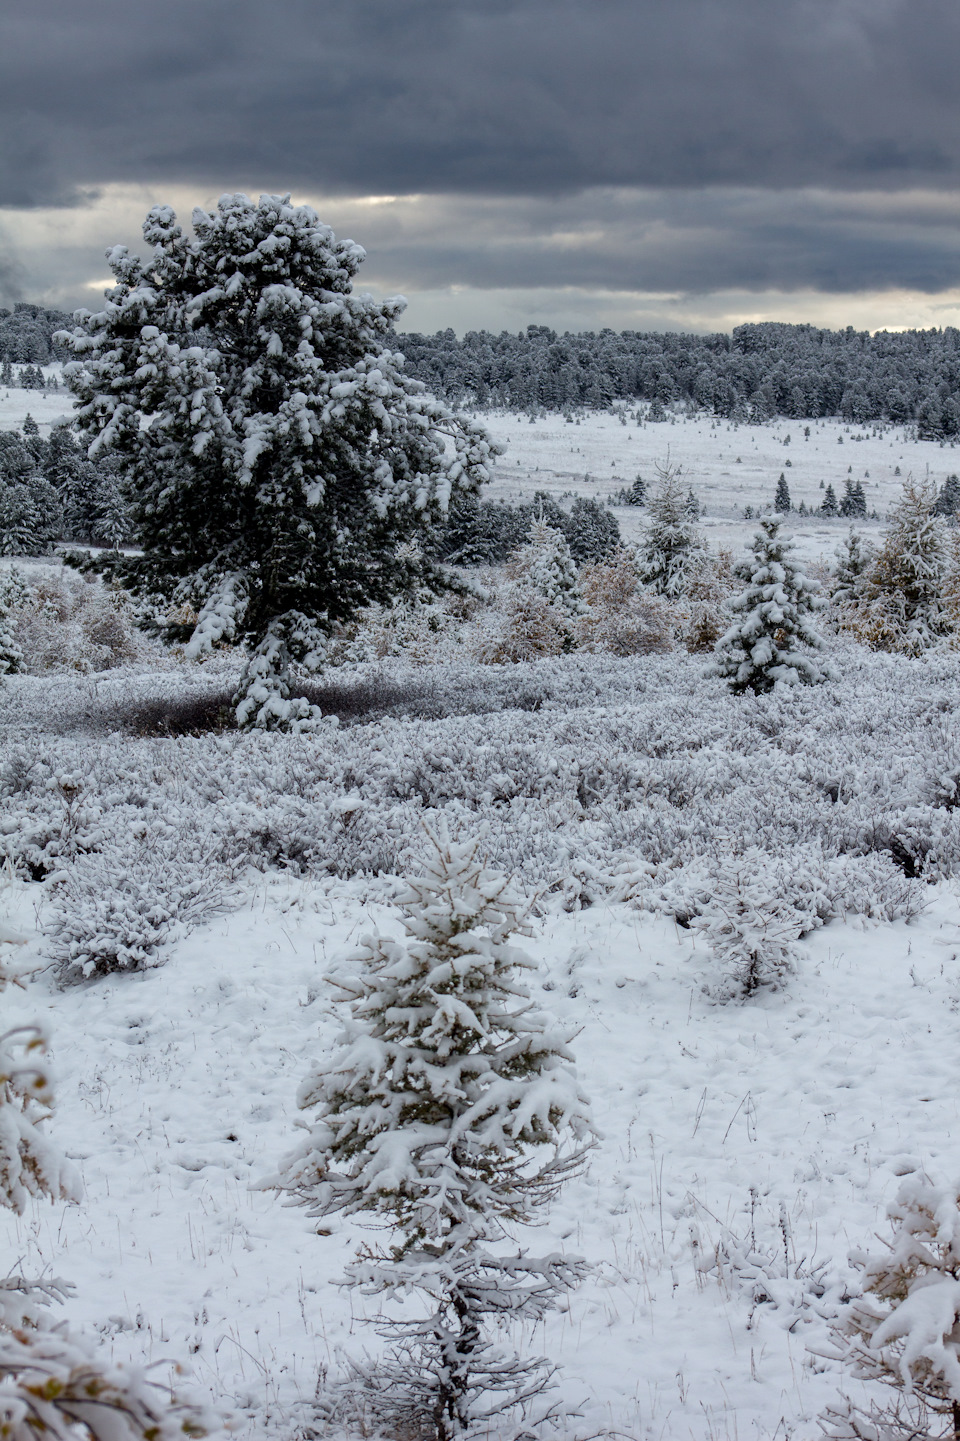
821,1168,960,1441
0,600,22,676
58,193,496,730
267,832,593,1440
637,460,706,596
831,528,875,602
506,513,584,651
774,473,791,513
856,479,952,653
707,517,831,694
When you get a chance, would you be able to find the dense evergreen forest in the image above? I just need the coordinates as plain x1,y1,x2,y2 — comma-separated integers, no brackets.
5,303,960,439
398,321,960,437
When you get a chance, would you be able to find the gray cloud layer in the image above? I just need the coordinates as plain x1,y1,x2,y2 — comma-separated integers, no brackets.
4,2,960,323
5,0,960,204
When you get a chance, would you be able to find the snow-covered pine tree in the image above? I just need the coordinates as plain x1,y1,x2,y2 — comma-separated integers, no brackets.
0,597,22,676
857,479,952,653
565,495,620,564
774,473,791,513
840,478,867,518
637,460,707,596
831,528,875,601
934,473,960,520
506,512,584,650
58,194,496,730
0,941,219,1440
266,832,592,1441
821,1168,960,1441
821,483,840,516
618,475,646,506
707,518,831,693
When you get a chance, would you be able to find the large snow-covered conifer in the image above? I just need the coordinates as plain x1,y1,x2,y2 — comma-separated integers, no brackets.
707,518,831,693
58,194,496,728
267,832,592,1439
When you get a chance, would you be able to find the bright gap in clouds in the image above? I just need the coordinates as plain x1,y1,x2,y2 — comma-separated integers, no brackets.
6,182,960,336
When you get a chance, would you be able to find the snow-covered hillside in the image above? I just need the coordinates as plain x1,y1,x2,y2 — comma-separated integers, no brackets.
2,647,960,1439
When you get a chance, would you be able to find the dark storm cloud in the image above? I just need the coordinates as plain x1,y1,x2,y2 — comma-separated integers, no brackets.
338,189,960,299
4,0,960,206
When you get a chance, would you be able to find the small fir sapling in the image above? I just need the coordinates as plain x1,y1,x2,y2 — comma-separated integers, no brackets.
637,460,707,596
689,849,806,999
707,518,833,693
831,529,875,601
0,601,22,676
820,1168,960,1441
774,473,791,513
854,479,952,653
265,831,593,1440
500,513,585,654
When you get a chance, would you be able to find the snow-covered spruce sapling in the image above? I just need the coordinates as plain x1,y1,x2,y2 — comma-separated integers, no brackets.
707,517,832,694
507,513,585,649
0,944,219,1439
636,459,707,596
820,1168,960,1441
58,193,497,730
854,479,953,654
266,833,593,1440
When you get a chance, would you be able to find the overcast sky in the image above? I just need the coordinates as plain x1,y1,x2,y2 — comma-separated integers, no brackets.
3,0,960,334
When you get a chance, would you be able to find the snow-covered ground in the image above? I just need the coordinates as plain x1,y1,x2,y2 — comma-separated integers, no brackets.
481,408,958,561
3,391,960,1436
2,645,960,1440
5,867,957,1441
0,372,71,433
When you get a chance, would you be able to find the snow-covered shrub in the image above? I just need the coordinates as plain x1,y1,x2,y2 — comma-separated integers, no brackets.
474,583,571,663
0,945,221,1440
266,831,592,1440
2,568,154,673
820,1169,960,1441
708,519,833,693
698,1191,842,1336
575,549,674,655
48,831,235,982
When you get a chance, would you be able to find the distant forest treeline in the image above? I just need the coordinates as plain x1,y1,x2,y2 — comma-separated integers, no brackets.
398,321,960,439
6,303,960,439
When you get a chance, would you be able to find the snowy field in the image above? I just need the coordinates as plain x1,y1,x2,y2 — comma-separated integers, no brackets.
3,637,960,1440
0,372,71,434
480,408,959,561
3,393,960,1438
